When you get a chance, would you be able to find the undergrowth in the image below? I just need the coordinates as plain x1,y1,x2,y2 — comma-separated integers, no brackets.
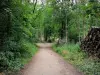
0,39,38,74
21,40,38,68
53,43,100,75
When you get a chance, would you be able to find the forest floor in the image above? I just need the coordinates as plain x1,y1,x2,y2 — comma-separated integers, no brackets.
21,43,83,75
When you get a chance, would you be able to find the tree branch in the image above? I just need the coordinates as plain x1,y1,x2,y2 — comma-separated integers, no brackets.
33,0,37,13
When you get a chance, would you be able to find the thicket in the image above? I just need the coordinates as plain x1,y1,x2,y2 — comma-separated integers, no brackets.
0,0,38,73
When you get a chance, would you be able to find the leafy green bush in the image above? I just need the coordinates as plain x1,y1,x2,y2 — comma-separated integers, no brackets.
53,43,100,75
21,40,38,65
0,38,37,72
0,0,38,73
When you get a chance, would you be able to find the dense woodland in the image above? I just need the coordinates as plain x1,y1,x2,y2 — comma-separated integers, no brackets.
0,0,100,75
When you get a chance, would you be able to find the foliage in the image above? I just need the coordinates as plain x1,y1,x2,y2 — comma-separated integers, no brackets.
0,0,100,74
53,44,100,75
0,0,38,73
45,0,100,43
21,40,38,66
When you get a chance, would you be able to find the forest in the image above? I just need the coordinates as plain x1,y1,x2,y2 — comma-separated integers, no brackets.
0,0,100,75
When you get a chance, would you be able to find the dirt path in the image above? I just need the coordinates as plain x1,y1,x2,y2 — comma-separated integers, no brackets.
21,43,83,75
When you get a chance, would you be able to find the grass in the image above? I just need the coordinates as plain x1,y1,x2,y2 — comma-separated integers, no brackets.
53,43,100,75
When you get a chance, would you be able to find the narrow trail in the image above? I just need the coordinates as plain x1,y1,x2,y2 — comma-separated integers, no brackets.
21,43,83,75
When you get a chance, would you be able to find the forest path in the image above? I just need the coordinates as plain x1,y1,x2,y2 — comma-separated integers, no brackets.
21,43,83,75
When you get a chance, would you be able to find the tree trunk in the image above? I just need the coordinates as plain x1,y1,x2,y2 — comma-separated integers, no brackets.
65,18,68,43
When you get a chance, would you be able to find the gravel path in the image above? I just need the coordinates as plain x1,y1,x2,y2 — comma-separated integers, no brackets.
22,43,83,75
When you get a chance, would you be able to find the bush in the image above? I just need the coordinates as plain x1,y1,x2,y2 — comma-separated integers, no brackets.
0,38,37,73
21,40,38,65
0,0,38,73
